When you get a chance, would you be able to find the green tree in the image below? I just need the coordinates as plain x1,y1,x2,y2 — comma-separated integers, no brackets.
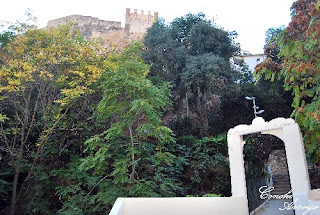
176,134,230,196
256,0,320,161
143,13,239,135
181,53,234,129
55,42,181,214
90,41,174,184
0,22,104,214
214,25,293,133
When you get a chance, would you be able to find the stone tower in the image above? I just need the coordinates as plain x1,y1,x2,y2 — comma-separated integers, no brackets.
125,8,158,37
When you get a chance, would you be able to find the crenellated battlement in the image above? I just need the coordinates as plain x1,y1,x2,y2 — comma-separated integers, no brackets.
125,8,158,21
125,8,158,34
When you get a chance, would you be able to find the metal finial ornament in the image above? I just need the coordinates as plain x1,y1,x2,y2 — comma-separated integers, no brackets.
245,96,265,118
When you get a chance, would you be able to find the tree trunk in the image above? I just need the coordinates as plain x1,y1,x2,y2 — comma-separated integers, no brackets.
10,168,19,215
10,124,25,215
129,125,135,184
186,92,189,117
195,88,209,131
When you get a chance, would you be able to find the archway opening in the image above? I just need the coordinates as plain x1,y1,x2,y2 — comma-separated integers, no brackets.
243,133,294,214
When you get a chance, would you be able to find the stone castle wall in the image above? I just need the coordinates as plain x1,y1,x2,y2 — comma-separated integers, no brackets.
267,149,289,175
46,8,158,49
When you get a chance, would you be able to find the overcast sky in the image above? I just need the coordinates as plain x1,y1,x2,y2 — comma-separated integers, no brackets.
0,0,295,54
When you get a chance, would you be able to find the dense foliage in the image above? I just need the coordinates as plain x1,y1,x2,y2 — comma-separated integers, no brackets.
0,21,232,214
142,14,240,135
0,21,104,215
53,41,181,214
143,13,293,137
256,0,320,161
0,9,299,215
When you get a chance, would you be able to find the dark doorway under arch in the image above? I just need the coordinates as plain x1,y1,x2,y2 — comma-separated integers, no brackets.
243,133,294,214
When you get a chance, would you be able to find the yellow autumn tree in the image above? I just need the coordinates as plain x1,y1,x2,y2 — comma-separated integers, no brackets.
0,22,104,215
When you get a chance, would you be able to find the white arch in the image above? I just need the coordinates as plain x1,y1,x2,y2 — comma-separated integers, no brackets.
227,117,311,215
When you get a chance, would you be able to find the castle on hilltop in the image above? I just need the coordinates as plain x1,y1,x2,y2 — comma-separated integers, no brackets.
47,8,158,49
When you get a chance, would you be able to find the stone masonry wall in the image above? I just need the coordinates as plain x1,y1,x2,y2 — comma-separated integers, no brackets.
267,149,289,175
46,8,158,49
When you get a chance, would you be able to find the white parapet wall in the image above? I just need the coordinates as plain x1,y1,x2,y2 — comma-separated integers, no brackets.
109,197,249,215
